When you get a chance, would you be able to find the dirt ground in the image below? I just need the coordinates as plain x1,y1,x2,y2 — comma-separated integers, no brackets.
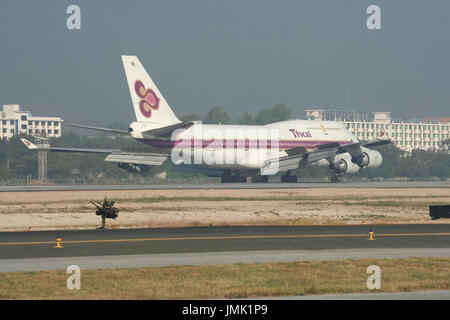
0,188,449,231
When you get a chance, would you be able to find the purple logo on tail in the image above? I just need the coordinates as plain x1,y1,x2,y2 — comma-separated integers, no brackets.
134,80,160,118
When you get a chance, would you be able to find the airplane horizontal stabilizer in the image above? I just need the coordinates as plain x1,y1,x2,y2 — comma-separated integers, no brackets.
66,124,130,136
141,121,194,139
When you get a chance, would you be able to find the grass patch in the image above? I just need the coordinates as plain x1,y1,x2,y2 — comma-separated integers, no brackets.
1,194,448,206
349,214,387,219
0,257,448,299
341,200,450,208
120,195,450,204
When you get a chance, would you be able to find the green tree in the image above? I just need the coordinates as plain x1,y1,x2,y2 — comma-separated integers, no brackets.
255,103,292,125
203,106,231,124
4,135,37,177
179,113,203,122
237,113,255,125
105,120,129,131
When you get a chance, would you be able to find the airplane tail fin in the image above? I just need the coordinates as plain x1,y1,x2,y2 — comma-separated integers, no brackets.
121,55,180,125
21,138,40,150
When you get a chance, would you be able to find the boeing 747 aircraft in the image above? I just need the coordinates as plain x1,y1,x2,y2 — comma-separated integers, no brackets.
22,55,390,183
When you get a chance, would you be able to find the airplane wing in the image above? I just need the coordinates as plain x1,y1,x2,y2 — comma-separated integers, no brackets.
262,144,342,175
21,139,168,166
362,139,391,148
261,139,391,175
104,148,168,166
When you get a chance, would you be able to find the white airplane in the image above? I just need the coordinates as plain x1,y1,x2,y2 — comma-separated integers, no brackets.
22,55,390,183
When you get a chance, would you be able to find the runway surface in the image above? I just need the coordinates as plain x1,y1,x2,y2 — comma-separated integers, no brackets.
1,181,449,192
0,224,449,272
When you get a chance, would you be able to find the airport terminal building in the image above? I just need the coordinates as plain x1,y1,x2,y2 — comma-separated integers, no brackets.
0,104,63,140
305,109,450,153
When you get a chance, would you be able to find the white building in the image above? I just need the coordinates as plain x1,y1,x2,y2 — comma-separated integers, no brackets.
305,109,450,153
0,104,63,140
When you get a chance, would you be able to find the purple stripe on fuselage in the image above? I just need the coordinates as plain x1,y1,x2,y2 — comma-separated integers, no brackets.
139,139,353,150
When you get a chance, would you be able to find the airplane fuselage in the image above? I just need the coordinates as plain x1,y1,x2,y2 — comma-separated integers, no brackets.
132,120,358,170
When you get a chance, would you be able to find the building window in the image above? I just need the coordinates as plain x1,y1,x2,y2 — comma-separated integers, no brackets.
10,120,14,125
21,115,27,121
48,129,52,134
21,125,27,130
54,129,59,134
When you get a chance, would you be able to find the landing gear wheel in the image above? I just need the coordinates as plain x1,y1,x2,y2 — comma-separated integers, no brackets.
251,175,268,183
281,172,297,183
221,173,247,183
331,173,342,183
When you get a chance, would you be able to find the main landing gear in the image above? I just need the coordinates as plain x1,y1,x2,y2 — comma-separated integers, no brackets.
220,170,247,183
331,172,343,183
251,175,269,183
280,171,297,183
220,171,270,183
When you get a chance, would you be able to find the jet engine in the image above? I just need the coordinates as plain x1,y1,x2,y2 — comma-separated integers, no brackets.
351,147,383,168
331,153,360,174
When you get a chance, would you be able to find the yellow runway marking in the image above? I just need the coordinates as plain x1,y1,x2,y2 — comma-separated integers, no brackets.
0,232,449,246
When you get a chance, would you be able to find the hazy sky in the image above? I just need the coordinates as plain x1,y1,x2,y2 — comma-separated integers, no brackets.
1,1,449,125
